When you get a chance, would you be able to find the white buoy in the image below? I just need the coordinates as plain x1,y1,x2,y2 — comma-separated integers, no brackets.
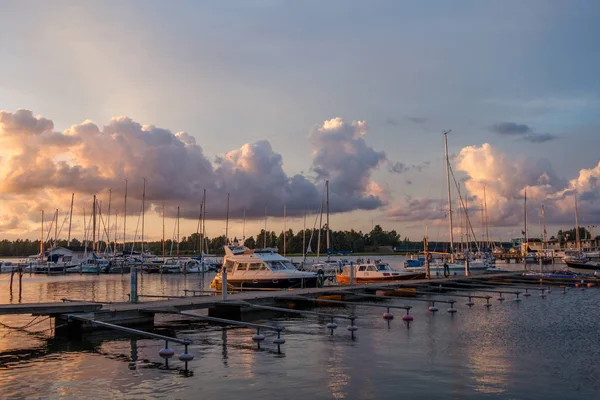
447,307,457,313
326,322,338,329
428,305,438,312
179,353,194,362
252,334,265,342
466,299,475,306
498,295,505,301
273,337,286,345
159,348,174,359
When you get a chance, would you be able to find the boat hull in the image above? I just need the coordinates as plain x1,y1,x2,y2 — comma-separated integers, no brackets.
211,276,319,290
565,261,600,270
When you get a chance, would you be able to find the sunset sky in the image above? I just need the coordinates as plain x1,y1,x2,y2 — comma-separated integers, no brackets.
1,1,599,245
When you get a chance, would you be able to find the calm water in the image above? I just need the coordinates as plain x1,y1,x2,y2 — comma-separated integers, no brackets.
1,256,598,399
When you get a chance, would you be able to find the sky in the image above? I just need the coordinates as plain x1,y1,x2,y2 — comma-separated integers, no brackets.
1,0,599,246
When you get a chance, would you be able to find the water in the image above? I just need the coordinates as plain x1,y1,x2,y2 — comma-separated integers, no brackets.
1,257,599,399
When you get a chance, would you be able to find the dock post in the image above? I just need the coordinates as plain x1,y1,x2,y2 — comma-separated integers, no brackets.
464,258,470,277
222,267,228,300
349,261,354,286
130,266,138,303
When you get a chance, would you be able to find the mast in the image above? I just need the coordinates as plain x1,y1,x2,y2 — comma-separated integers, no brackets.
162,202,165,261
542,205,547,250
40,210,44,260
302,209,306,260
317,195,323,260
141,178,146,255
176,205,180,258
113,210,118,258
480,202,485,251
195,202,202,253
325,180,330,255
575,191,581,252
242,207,246,243
202,189,207,254
92,195,97,254
54,209,58,248
283,204,287,257
425,224,430,279
97,201,102,252
225,193,230,245
524,188,528,256
458,183,464,252
484,186,490,248
443,130,455,261
264,206,267,248
123,179,127,254
67,193,74,246
107,188,112,252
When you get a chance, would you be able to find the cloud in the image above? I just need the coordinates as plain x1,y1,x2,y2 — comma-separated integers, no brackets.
489,122,532,135
520,133,558,143
309,118,387,212
387,160,430,174
0,110,389,235
489,121,558,144
386,143,600,228
406,116,427,124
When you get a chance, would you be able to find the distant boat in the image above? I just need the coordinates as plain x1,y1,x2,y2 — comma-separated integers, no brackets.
210,245,318,290
564,259,600,270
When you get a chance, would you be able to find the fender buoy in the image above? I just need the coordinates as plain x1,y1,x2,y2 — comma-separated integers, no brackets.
316,269,325,287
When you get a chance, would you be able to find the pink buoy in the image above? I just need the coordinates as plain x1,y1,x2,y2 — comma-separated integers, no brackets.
523,292,531,297
347,325,358,332
383,312,394,320
159,348,175,359
402,313,414,321
428,306,438,312
466,301,475,306
252,334,265,342
447,307,457,313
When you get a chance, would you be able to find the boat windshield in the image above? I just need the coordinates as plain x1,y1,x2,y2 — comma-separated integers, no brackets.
376,264,392,271
266,261,295,270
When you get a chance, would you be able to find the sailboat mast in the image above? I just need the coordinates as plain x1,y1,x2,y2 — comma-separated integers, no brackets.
317,195,323,260
92,195,96,253
542,205,547,250
283,204,287,257
575,192,581,252
107,189,112,252
524,189,528,255
141,178,146,255
264,206,267,248
162,202,165,260
176,205,180,258
123,179,127,254
40,210,44,260
302,209,306,260
325,180,330,254
67,193,74,246
484,186,490,247
202,189,206,254
242,207,246,243
54,209,58,248
443,130,454,261
225,193,230,245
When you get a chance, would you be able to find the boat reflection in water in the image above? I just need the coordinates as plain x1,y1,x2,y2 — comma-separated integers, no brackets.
210,245,318,290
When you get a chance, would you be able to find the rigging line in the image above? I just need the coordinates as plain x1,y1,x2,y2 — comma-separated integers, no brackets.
448,163,480,253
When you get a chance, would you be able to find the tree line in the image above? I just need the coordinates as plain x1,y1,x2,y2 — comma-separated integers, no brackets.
0,225,596,257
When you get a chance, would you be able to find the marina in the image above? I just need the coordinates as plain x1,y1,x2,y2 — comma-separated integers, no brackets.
1,255,599,398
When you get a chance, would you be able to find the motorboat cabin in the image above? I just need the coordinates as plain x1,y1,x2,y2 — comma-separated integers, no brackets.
336,263,424,284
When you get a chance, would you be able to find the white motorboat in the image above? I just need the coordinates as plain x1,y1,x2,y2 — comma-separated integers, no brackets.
210,246,318,290
337,263,424,284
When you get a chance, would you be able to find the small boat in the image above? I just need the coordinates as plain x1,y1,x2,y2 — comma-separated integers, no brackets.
522,270,592,279
0,261,22,273
210,245,318,290
337,263,424,284
565,259,600,270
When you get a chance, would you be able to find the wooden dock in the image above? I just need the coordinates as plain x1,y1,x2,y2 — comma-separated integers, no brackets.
0,271,596,333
